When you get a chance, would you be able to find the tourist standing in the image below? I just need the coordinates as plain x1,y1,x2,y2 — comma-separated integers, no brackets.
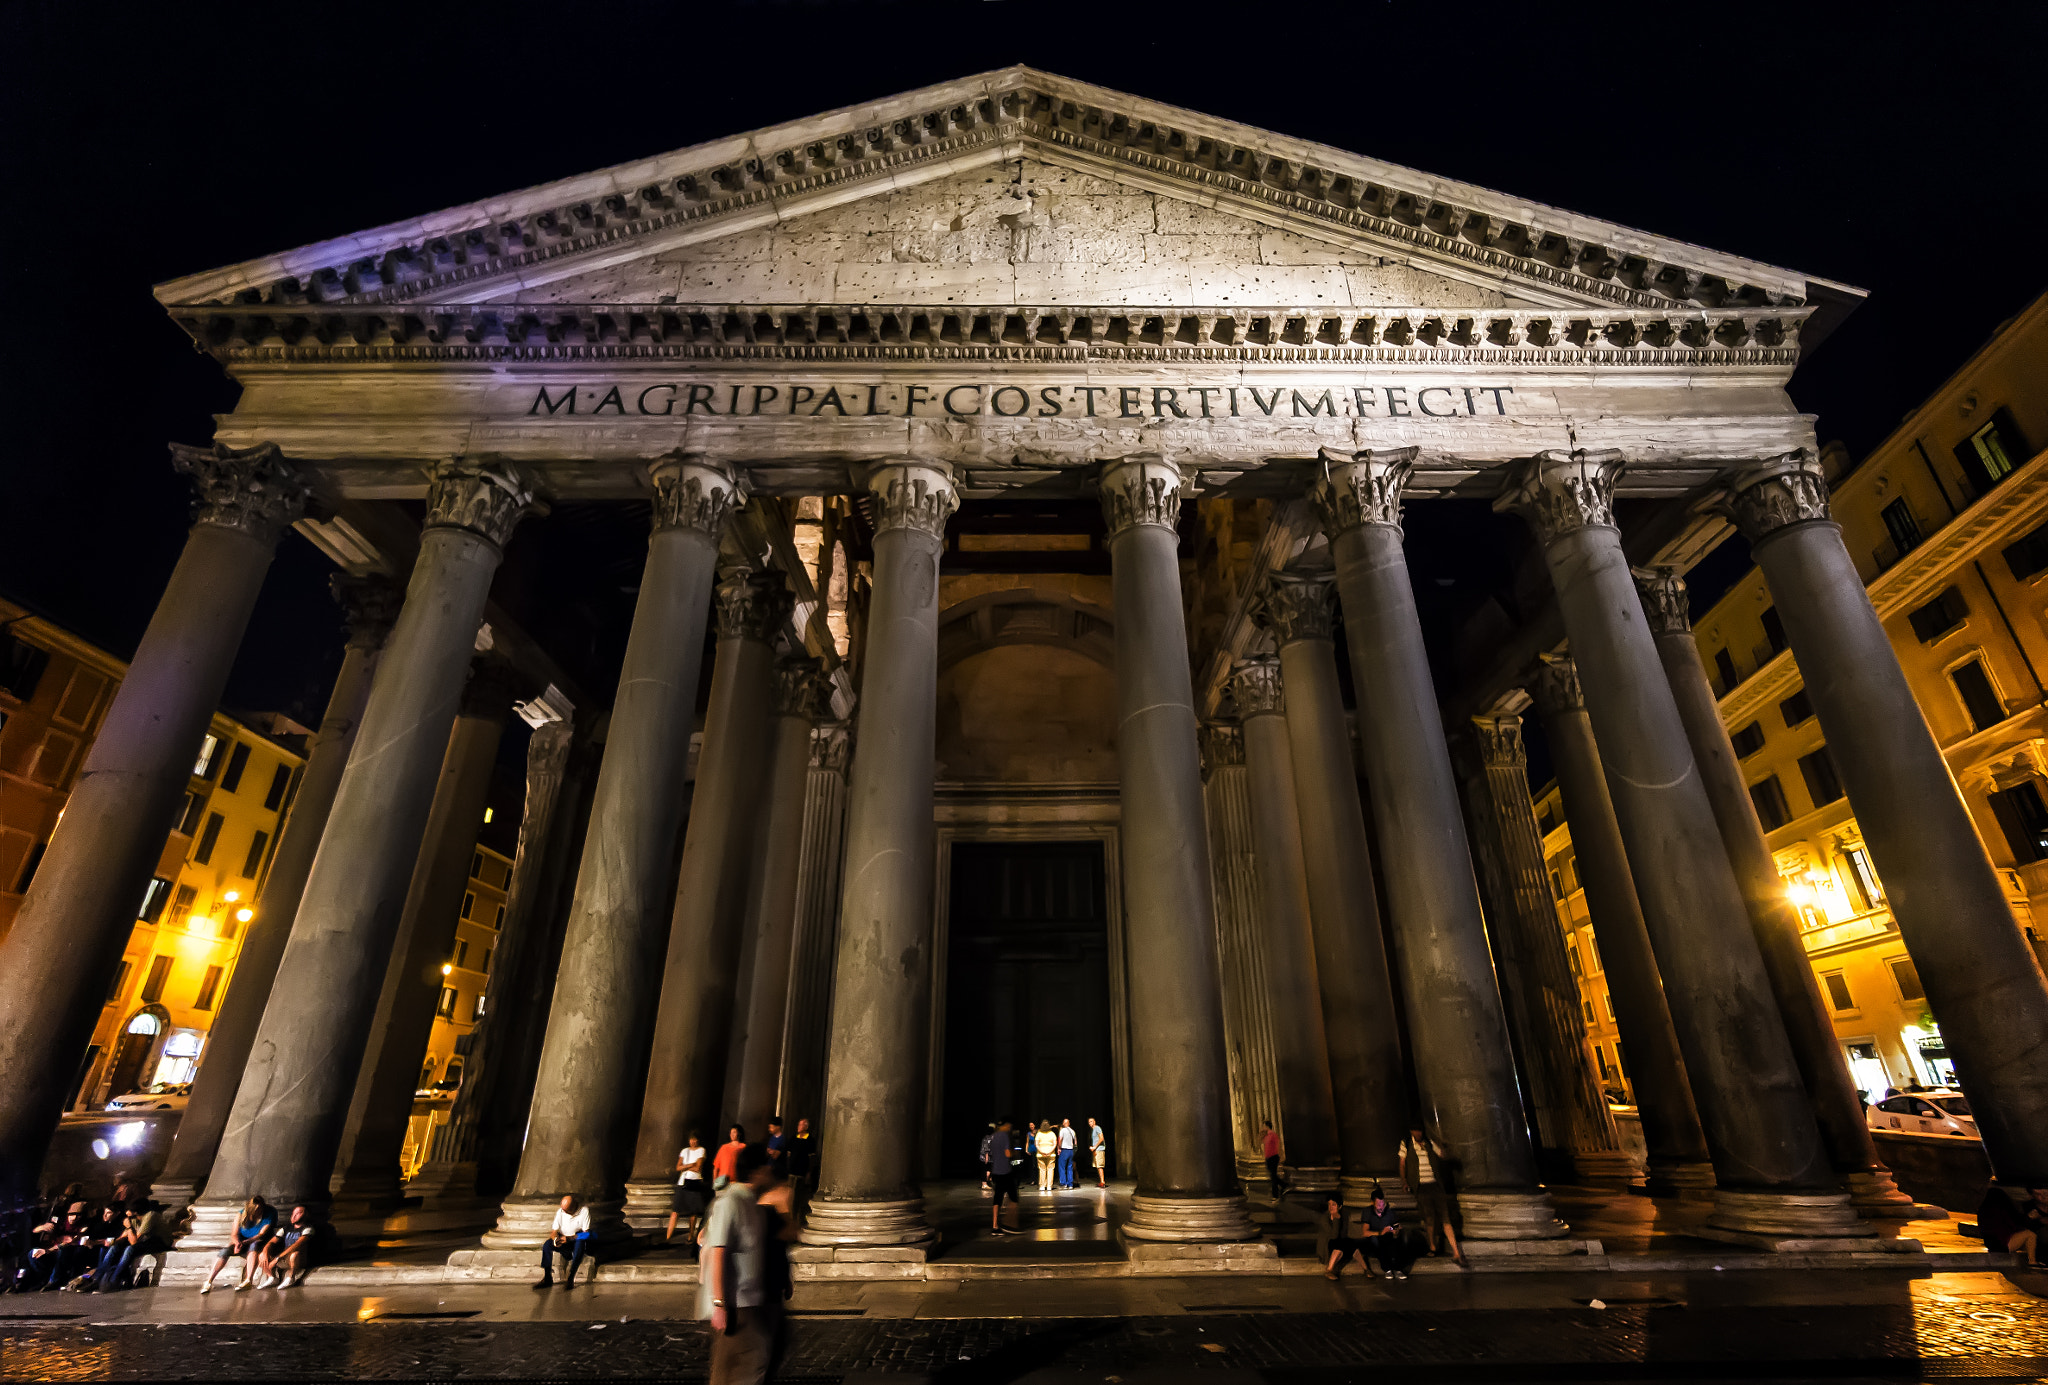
1399,1126,1465,1267
668,1131,709,1248
1034,1120,1058,1191
1056,1118,1077,1188
1088,1117,1107,1187
713,1124,747,1189
786,1118,816,1190
1262,1120,1283,1199
987,1119,1021,1235
699,1144,781,1383
764,1118,789,1178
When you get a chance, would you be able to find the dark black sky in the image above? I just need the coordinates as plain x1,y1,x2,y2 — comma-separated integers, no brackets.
3,0,2041,726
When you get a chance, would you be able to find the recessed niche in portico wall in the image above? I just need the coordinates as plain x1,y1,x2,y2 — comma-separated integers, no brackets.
936,644,1117,784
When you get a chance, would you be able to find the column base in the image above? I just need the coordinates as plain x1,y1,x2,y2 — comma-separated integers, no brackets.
405,1160,477,1202
1121,1192,1258,1243
327,1167,406,1215
1571,1150,1645,1186
797,1196,934,1254
1842,1168,1946,1220
1646,1159,1718,1199
1698,1189,1896,1252
151,1179,201,1217
622,1178,678,1232
480,1195,633,1251
1284,1163,1341,1193
1339,1172,1407,1208
1456,1190,1576,1243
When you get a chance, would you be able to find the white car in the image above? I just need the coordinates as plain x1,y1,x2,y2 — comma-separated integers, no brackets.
1866,1089,1977,1139
106,1083,189,1112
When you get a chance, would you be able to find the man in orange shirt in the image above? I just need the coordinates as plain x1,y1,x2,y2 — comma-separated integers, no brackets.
712,1124,747,1187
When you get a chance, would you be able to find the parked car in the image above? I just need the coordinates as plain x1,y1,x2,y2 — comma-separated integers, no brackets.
1866,1088,1977,1139
106,1083,190,1112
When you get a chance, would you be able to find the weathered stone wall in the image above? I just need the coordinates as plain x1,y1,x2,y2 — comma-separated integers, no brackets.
936,645,1116,783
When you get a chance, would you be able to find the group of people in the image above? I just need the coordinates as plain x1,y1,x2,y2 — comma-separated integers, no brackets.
1264,1122,1470,1278
978,1117,1108,1233
664,1118,817,1255
4,1181,173,1294
196,1198,326,1292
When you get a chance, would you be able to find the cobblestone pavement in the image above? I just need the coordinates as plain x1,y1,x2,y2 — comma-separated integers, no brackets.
4,1273,2046,1381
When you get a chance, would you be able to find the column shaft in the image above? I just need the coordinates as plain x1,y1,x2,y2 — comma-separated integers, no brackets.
773,724,850,1130
1721,457,2048,1186
0,444,303,1202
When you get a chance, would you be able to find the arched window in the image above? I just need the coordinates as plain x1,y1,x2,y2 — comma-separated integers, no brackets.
125,1011,160,1037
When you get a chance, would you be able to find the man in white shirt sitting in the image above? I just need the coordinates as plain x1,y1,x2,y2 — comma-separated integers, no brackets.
534,1194,592,1289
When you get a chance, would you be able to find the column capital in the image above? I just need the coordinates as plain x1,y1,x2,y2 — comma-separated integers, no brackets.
1230,655,1286,718
713,569,794,644
1495,449,1626,544
1527,654,1584,716
1198,721,1245,773
460,657,521,722
772,654,824,719
424,459,541,548
331,573,403,651
1634,567,1693,636
1308,447,1417,538
648,453,748,538
809,721,852,773
858,459,958,540
1470,712,1528,770
1711,450,1831,543
169,441,308,546
1258,572,1336,644
1097,454,1188,539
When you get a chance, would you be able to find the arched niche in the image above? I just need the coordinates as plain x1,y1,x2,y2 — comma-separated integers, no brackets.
935,589,1118,784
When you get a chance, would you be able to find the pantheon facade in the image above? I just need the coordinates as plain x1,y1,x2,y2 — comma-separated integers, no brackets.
2,68,2043,1267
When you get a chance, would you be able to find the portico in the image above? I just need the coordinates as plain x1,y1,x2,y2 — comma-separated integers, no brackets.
4,66,2042,1274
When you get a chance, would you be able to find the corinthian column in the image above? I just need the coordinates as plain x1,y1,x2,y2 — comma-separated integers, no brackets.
1096,455,1256,1250
775,722,852,1130
1714,455,2048,1189
1229,656,1340,1192
1309,449,1567,1251
623,566,790,1228
480,455,742,1252
198,459,537,1220
1260,574,1408,1202
801,460,956,1258
1499,451,1867,1249
0,442,305,1206
1527,658,1715,1194
1453,700,1633,1184
156,573,400,1213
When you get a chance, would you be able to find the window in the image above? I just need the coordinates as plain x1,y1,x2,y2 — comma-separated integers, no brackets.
219,742,250,793
1536,805,1558,837
1603,992,1616,1022
192,813,225,866
1889,956,1926,1002
107,960,131,1004
1587,934,1603,971
1951,659,2004,731
1593,1045,1612,1081
455,940,470,969
194,964,224,1011
470,852,482,879
474,992,486,1017
170,883,198,917
240,830,269,879
1779,689,1814,728
0,633,50,701
138,878,173,924
193,734,221,780
1750,775,1792,831
17,841,46,890
1989,781,2048,864
140,954,173,1003
1760,606,1787,656
1568,942,1583,975
481,947,493,974
263,764,292,811
1956,407,2027,496
1582,999,1596,1025
437,987,458,1018
1612,1042,1627,1078
1908,587,1969,643
1821,971,1855,1012
460,892,475,920
1549,870,1566,901
1713,647,1739,692
1730,721,1766,757
1798,747,1845,809
492,904,505,928
2002,519,2048,581
1843,847,1883,910
176,792,207,836
1880,499,1923,557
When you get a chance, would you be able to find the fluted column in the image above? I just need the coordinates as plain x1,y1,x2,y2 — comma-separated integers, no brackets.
1499,450,1866,1248
1527,659,1715,1194
197,459,537,1220
0,444,305,1203
482,456,741,1251
1451,701,1633,1184
155,573,399,1212
1714,455,2048,1188
1309,449,1565,1248
1096,455,1253,1248
1261,574,1409,1202
728,657,823,1136
774,722,852,1130
622,566,789,1227
330,659,516,1206
802,460,956,1255
1199,724,1285,1182
1230,656,1341,1192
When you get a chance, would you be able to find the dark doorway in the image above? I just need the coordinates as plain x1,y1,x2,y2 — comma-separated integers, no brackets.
941,841,1112,1178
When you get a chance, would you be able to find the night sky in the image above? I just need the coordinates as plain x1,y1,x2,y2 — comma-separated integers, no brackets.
3,0,2040,735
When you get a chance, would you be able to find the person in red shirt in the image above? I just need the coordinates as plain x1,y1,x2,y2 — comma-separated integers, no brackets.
713,1124,747,1187
1261,1120,1283,1199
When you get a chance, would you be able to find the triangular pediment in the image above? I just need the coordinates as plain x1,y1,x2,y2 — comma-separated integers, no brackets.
155,66,1862,345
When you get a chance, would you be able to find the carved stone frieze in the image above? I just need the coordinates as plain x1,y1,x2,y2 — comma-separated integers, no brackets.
772,655,824,719
649,453,747,538
1258,572,1336,644
1496,449,1625,544
1231,656,1285,718
1713,450,1832,543
1097,454,1187,539
332,573,403,650
1198,721,1245,773
713,569,795,643
810,721,852,773
168,441,308,546
861,460,959,539
1527,654,1584,716
1471,712,1528,769
1308,447,1417,538
1634,567,1693,636
424,459,539,547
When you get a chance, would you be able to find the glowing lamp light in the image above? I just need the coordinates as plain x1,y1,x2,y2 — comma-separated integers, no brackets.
186,914,210,930
483,808,494,823
236,908,254,923
114,1121,146,1150
1785,882,1816,907
223,890,240,903
90,1139,110,1160
441,963,454,976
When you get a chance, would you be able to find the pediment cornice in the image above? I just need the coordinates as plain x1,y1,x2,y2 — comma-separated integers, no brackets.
154,67,1860,338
